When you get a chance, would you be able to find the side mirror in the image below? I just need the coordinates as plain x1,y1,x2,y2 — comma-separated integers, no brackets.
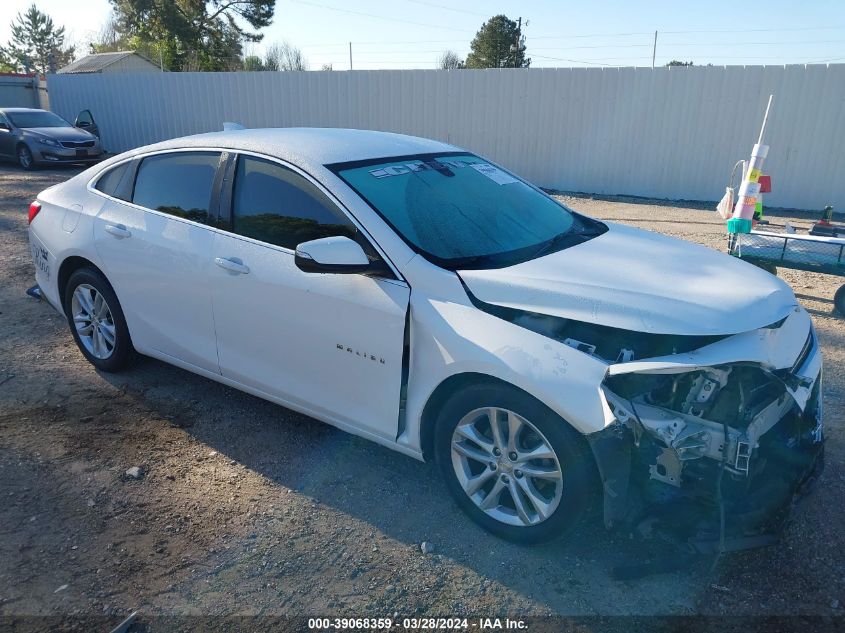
76,121,90,128
295,236,370,274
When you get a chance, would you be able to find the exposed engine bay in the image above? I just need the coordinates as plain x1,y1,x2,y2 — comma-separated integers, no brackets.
605,364,803,484
596,356,823,552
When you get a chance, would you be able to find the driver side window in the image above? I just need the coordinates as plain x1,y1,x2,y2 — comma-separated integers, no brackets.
231,155,356,250
75,110,94,127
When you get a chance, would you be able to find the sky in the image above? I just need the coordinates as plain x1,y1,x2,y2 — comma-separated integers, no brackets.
2,0,845,70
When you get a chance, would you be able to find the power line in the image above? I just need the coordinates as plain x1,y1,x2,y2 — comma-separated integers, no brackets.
290,0,471,33
662,38,845,47
660,25,845,34
290,38,844,55
531,54,615,67
528,24,845,40
298,38,469,47
528,43,653,50
402,0,488,17
291,25,845,49
531,31,653,40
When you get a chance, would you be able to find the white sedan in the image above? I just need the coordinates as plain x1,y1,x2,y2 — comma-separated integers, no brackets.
28,128,824,547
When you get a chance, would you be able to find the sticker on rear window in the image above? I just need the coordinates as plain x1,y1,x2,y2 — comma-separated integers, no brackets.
470,163,518,185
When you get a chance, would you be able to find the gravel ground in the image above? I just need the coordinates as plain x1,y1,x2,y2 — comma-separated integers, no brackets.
0,165,843,629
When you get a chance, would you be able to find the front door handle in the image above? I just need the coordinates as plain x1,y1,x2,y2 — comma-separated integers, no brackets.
104,224,131,239
214,257,250,275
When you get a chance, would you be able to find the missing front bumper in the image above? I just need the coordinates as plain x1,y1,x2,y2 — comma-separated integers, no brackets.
588,361,824,553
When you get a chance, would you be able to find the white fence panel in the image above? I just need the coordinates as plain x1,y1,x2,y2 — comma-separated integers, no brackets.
47,66,845,210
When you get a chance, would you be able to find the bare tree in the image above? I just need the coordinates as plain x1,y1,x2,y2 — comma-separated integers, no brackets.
438,50,464,70
320,62,332,71
90,13,121,53
264,42,307,71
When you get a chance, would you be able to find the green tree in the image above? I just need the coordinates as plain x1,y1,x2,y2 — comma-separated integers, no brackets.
665,60,694,67
243,54,264,70
107,0,275,71
0,4,75,74
465,15,529,69
0,50,14,72
89,14,167,69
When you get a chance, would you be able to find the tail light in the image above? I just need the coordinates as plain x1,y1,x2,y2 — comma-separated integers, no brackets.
28,201,41,224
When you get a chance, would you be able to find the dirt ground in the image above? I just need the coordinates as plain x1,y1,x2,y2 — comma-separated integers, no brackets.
0,165,843,629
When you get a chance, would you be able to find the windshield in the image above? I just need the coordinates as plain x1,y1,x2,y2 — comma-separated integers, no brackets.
7,111,71,129
332,152,606,269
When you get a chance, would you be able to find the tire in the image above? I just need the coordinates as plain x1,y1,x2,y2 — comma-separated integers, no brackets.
835,284,845,317
433,382,595,543
17,144,36,170
63,267,135,372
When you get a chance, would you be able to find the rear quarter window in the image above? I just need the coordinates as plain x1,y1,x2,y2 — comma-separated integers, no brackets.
93,162,130,200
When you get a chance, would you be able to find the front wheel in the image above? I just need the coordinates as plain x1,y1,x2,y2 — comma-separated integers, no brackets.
17,144,35,170
433,383,595,543
63,267,135,372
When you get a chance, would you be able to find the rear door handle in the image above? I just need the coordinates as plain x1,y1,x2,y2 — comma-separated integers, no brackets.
104,224,131,239
214,257,250,275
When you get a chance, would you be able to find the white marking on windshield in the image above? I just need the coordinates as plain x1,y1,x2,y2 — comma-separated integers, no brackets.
470,163,518,185
368,158,476,179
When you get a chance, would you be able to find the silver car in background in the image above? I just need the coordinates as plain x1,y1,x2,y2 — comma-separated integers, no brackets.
0,107,103,170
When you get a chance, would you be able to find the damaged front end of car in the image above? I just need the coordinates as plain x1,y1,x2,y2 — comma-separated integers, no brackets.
459,279,823,552
591,316,824,553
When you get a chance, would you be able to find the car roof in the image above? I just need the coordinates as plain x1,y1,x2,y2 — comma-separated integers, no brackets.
131,127,462,170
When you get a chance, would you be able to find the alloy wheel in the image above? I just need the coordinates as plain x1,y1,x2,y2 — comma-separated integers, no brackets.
18,146,33,169
71,284,117,359
450,407,564,527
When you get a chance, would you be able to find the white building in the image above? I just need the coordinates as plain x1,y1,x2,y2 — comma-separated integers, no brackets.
58,51,160,74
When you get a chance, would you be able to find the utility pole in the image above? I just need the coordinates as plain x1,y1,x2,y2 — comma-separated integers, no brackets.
349,42,352,71
652,30,657,69
510,16,526,67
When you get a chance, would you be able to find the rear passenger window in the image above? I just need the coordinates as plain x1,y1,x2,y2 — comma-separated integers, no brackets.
232,155,355,249
94,162,129,199
133,152,220,224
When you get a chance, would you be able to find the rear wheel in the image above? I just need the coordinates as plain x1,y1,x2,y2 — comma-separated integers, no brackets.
17,144,35,170
63,267,135,372
433,382,595,543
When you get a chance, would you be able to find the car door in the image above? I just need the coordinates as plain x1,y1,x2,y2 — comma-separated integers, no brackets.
74,109,99,139
210,154,410,440
92,151,223,373
0,112,15,158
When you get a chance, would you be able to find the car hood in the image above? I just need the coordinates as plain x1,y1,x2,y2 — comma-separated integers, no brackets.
459,221,797,336
24,127,95,142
